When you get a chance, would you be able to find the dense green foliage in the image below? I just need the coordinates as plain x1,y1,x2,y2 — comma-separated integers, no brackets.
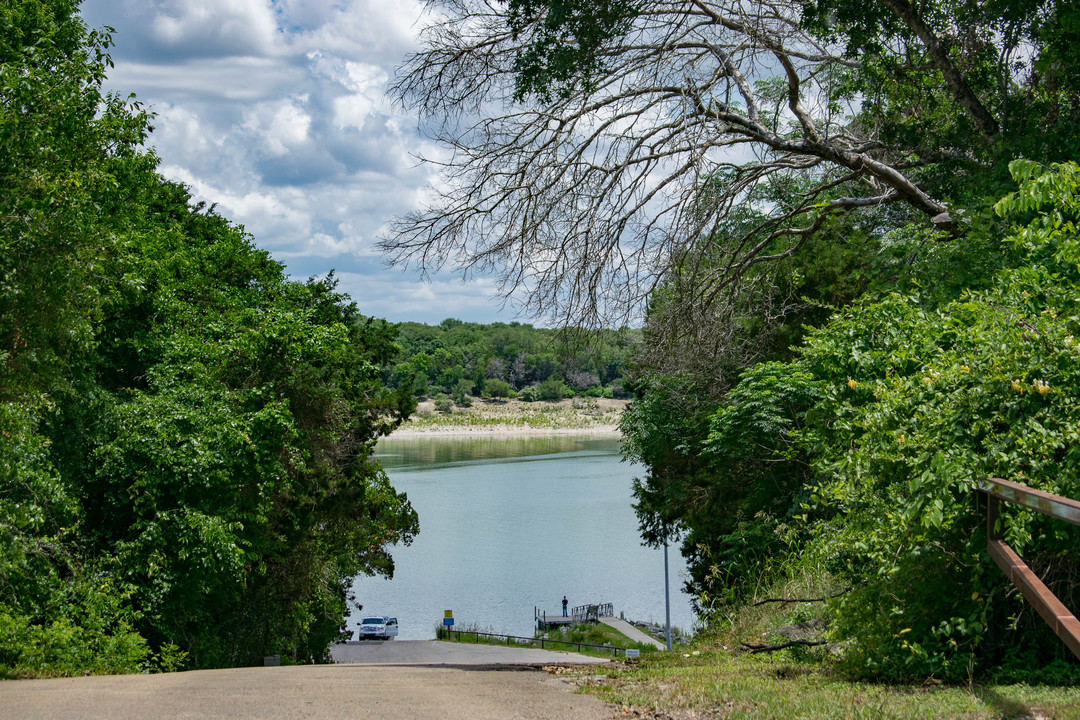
505,0,640,102
628,164,1080,680
605,0,1080,682
0,0,417,676
801,162,1080,680
388,319,638,402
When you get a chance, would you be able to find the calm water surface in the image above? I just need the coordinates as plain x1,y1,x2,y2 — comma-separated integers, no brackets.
350,434,696,641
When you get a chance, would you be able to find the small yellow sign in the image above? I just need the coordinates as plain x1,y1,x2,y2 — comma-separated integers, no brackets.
444,610,453,619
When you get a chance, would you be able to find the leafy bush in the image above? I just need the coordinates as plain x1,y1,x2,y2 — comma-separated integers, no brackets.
537,377,573,401
634,161,1080,680
484,378,513,398
452,378,474,406
796,161,1080,680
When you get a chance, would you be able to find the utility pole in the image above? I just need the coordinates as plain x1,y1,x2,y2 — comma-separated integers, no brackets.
663,529,672,650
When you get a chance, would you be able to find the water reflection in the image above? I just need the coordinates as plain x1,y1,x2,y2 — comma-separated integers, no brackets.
374,434,623,470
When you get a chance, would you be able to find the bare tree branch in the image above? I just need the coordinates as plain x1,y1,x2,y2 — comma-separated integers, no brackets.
381,0,996,327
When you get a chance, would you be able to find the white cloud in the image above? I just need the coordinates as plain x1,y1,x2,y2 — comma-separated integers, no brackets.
80,0,514,324
243,98,313,157
331,273,511,324
290,0,427,57
150,0,278,52
105,57,304,102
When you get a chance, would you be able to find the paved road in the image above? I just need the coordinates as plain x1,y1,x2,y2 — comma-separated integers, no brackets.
0,642,617,720
330,639,613,666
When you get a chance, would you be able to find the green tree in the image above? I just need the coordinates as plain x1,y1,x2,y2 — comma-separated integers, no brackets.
0,0,420,675
0,0,149,397
484,378,513,398
655,161,1080,679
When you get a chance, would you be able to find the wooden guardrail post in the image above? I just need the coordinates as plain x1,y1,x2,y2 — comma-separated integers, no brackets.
977,478,1080,660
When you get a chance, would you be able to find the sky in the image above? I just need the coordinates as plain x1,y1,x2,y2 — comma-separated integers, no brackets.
79,0,516,326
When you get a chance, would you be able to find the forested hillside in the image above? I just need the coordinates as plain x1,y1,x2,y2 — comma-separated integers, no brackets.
388,320,639,404
0,1,416,675
385,0,1080,682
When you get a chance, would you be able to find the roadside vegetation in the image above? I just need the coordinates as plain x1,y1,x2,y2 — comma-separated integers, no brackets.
576,649,1080,720
435,621,657,658
572,568,1080,718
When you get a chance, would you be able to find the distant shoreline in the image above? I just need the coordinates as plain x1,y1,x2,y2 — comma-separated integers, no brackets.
387,424,622,438
387,397,628,438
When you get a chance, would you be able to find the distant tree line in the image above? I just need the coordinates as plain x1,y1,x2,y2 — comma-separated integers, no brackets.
388,319,639,405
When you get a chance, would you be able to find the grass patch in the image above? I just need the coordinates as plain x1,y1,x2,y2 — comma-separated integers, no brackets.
435,621,655,659
538,622,660,656
573,649,1080,719
568,565,1080,719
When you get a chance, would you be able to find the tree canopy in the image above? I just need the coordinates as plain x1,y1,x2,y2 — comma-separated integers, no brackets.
387,319,639,400
1,0,416,676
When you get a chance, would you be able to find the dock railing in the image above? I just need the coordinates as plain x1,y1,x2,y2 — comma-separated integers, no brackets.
572,603,613,623
978,477,1080,660
535,603,613,628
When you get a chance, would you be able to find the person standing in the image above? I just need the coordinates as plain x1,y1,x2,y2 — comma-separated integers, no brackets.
562,596,568,617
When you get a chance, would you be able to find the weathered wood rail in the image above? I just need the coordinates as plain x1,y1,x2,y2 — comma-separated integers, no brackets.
978,477,1080,660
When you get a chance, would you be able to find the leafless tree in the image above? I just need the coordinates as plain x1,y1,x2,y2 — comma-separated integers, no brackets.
381,0,1002,329
484,356,508,380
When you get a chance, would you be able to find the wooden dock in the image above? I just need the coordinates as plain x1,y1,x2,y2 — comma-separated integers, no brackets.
535,603,614,630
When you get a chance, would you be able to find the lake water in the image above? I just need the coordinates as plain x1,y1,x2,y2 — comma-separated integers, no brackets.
350,434,697,641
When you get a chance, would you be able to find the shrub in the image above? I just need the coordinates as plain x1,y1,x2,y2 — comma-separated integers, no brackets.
484,378,513,398
798,161,1080,680
452,379,474,407
537,377,573,401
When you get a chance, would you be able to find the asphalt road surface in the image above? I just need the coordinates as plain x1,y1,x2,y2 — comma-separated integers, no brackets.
329,639,614,665
0,642,617,720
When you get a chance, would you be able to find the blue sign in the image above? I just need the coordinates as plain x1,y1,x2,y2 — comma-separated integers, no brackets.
442,617,455,626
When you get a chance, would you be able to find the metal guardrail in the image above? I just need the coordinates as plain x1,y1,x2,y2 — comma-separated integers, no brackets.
572,603,613,623
435,627,636,656
978,477,1080,660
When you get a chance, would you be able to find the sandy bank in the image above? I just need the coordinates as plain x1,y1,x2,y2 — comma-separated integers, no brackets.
387,424,622,438
387,397,628,438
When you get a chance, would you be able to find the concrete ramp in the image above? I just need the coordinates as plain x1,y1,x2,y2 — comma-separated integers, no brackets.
598,618,666,649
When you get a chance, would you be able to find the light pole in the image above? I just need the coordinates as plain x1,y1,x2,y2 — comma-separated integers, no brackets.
663,528,672,650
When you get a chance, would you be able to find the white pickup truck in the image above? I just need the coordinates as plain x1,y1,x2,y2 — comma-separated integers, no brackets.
358,616,399,640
